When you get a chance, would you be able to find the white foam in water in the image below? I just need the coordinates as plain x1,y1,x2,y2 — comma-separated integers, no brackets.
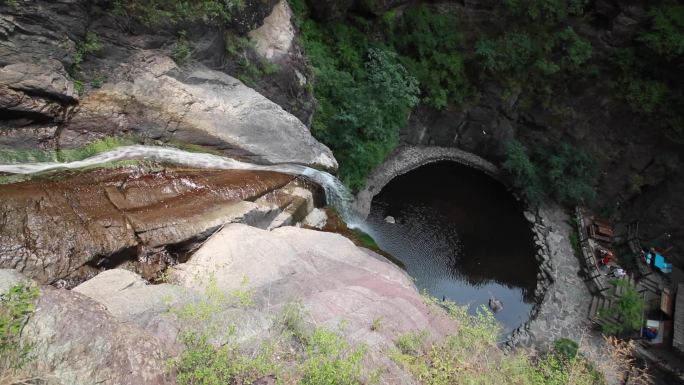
0,145,360,224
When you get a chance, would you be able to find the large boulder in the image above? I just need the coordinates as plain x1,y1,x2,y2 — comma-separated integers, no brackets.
59,53,337,170
169,224,457,382
0,269,174,385
248,0,295,60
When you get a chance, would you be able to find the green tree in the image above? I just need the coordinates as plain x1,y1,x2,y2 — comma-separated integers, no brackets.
502,140,545,203
540,142,598,205
639,4,684,60
387,5,472,109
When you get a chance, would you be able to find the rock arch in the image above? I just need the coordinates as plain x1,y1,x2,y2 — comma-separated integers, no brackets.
353,145,501,218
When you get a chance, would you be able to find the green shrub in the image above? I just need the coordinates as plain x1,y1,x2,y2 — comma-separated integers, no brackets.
172,31,192,65
540,142,598,205
73,31,101,69
503,140,598,205
395,332,423,355
553,338,579,359
502,140,545,203
624,78,667,114
301,329,366,385
599,280,645,336
113,0,244,26
175,332,278,385
557,27,593,71
393,296,604,385
1,284,40,371
225,34,281,87
639,4,684,60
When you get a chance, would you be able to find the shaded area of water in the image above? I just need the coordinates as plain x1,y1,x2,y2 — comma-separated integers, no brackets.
365,162,539,332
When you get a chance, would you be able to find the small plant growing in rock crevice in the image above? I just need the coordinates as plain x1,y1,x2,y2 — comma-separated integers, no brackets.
370,317,382,332
172,31,192,65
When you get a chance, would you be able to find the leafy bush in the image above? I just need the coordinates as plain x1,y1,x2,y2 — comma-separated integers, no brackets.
553,338,579,359
599,279,645,336
301,329,366,385
477,27,591,77
113,0,244,26
503,140,598,205
624,78,667,114
557,27,593,71
639,4,684,60
175,332,278,385
172,31,191,65
225,34,280,87
73,31,101,69
540,142,598,205
1,284,40,372
502,140,545,203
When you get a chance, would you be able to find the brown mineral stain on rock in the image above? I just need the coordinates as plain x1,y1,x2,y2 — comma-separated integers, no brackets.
0,166,294,284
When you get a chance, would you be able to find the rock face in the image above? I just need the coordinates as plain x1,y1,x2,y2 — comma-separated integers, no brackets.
171,224,456,342
0,60,77,123
248,1,295,60
71,225,456,383
0,2,336,171
306,0,355,20
0,269,174,385
59,53,336,170
0,167,295,284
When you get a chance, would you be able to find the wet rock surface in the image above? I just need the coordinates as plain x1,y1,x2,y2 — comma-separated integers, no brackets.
0,166,295,284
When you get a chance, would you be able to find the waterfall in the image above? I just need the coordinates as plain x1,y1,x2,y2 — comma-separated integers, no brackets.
0,145,360,225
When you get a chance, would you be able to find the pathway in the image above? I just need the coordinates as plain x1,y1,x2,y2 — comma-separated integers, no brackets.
514,203,595,349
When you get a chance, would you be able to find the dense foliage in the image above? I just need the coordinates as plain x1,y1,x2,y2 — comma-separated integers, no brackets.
386,6,472,109
113,0,244,26
293,1,476,190
503,139,598,205
292,2,423,190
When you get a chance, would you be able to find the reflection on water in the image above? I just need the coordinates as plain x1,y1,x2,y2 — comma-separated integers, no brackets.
365,161,539,333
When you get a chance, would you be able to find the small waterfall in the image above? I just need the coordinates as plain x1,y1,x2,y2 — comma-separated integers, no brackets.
0,145,360,225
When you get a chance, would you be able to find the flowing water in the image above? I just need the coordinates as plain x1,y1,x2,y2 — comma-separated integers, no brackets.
0,145,359,224
1,147,538,331
363,162,539,333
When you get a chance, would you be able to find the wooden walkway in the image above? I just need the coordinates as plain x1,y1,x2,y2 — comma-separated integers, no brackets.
576,207,610,295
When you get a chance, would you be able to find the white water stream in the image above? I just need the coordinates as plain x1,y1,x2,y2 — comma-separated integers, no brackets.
0,145,361,225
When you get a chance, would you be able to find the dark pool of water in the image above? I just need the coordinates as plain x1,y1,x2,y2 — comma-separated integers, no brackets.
364,161,539,333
